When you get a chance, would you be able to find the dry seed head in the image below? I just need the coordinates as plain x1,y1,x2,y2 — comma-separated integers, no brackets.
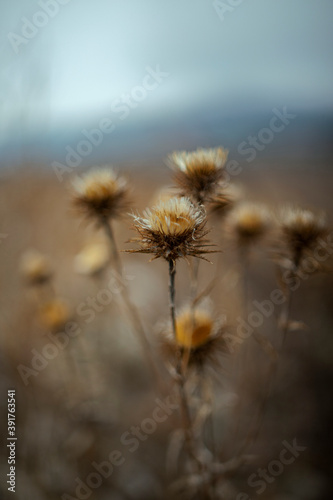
39,299,70,331
228,202,270,244
280,206,327,265
175,308,214,349
20,249,52,285
74,241,110,276
162,307,228,368
208,183,243,217
168,147,228,203
72,167,129,223
128,196,214,262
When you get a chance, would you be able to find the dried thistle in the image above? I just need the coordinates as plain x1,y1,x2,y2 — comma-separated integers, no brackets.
168,147,228,204
39,299,71,331
74,241,110,277
72,167,129,224
20,249,52,286
228,202,270,245
208,183,243,218
162,307,228,369
279,206,328,267
72,170,162,386
176,308,214,349
127,196,215,263
128,196,217,475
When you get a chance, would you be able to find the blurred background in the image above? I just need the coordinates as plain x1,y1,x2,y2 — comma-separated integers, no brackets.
1,0,333,167
1,1,333,499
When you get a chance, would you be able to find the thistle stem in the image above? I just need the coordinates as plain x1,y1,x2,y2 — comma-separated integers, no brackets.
190,258,200,305
101,217,123,276
236,357,277,459
279,286,293,348
168,259,211,498
101,217,162,388
241,247,250,317
233,247,275,461
229,247,250,445
168,260,177,341
236,268,295,457
201,377,218,483
189,258,200,358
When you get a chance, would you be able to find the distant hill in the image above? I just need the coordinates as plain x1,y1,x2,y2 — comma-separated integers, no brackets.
1,106,332,170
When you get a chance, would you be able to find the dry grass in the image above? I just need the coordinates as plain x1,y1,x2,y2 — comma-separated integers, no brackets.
0,161,333,499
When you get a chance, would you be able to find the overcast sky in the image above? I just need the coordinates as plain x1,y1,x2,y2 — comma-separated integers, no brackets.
1,0,333,142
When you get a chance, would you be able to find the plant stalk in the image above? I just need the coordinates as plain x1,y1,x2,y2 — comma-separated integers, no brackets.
168,259,212,498
101,217,162,388
279,286,293,348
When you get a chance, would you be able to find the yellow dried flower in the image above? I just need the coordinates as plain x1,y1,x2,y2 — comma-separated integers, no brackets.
20,250,52,285
168,147,228,203
127,197,214,263
74,241,110,276
72,167,129,223
39,299,70,331
175,308,214,349
228,202,270,244
162,307,228,368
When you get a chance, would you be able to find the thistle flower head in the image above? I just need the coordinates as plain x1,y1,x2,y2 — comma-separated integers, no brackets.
168,147,228,203
280,206,327,266
162,307,228,368
39,299,71,331
228,202,270,245
175,308,214,349
20,249,52,286
208,183,243,217
128,197,214,263
74,241,110,276
72,167,129,223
